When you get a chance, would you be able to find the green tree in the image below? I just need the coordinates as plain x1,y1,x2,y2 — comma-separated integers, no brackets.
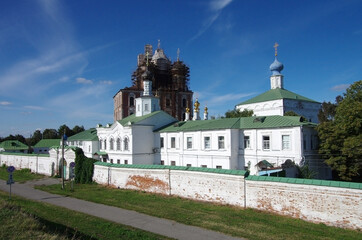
317,95,343,123
72,125,85,135
43,129,59,139
284,111,307,122
28,130,42,146
317,80,362,181
58,124,74,138
225,109,254,118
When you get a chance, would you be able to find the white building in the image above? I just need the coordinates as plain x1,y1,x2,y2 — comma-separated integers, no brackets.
68,47,330,178
236,52,321,123
158,115,319,176
66,128,99,159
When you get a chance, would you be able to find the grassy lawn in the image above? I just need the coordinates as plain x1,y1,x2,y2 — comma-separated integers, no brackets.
0,190,170,240
0,165,45,183
36,182,362,240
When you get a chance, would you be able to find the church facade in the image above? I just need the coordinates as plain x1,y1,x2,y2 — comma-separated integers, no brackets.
113,42,193,122
236,46,321,123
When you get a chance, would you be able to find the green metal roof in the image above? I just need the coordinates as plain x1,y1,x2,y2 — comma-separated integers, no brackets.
95,151,108,156
158,115,315,133
67,128,98,141
246,175,362,190
94,162,248,176
117,111,170,126
33,139,60,148
0,140,28,150
237,88,320,105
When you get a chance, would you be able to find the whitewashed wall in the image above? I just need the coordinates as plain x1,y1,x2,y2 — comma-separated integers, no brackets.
0,153,55,176
170,170,245,206
246,180,362,229
93,164,362,230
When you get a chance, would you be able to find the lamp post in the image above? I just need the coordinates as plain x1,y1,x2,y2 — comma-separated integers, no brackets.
61,129,67,190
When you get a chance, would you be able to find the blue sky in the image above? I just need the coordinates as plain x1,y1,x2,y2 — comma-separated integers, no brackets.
0,0,361,137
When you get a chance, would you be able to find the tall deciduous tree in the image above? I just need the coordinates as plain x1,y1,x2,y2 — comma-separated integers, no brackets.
43,129,59,139
58,125,73,138
317,80,362,181
225,109,254,118
72,125,85,135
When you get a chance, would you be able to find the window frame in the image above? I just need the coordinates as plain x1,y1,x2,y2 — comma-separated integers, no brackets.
186,137,193,149
218,136,225,149
282,135,291,150
244,135,250,149
262,135,270,150
204,136,211,149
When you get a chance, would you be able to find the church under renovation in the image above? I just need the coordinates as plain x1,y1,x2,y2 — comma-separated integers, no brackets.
63,42,331,178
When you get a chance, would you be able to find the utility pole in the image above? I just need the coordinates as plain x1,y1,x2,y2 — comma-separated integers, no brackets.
61,129,67,190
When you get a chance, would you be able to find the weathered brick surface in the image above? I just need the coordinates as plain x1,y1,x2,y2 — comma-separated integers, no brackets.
93,165,362,229
246,180,362,229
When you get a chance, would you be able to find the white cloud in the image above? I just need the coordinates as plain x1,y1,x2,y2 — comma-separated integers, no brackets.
331,84,350,92
209,0,233,11
206,92,256,105
188,0,233,42
76,77,93,84
24,105,46,110
0,101,11,106
100,80,113,85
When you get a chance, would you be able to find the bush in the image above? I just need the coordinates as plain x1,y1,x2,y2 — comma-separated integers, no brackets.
74,148,97,184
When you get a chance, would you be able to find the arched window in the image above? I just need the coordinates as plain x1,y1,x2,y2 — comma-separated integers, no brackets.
130,97,134,106
104,139,107,150
182,98,187,107
116,138,121,150
124,137,129,151
99,140,102,149
166,98,171,107
110,138,114,150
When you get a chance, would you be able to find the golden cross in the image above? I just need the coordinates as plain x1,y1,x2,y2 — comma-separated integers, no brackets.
274,42,279,56
146,51,149,66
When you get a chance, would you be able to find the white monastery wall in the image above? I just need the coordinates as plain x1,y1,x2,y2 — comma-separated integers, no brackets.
93,164,362,230
246,180,362,229
170,170,245,206
0,153,56,176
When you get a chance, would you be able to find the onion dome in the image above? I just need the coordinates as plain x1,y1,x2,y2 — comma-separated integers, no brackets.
269,57,284,76
142,68,152,80
152,48,170,71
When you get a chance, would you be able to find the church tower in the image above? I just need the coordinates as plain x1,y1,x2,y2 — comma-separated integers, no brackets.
270,43,284,89
113,41,193,121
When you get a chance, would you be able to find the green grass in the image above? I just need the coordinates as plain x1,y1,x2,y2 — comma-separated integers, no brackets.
0,165,45,183
36,182,362,240
0,190,170,240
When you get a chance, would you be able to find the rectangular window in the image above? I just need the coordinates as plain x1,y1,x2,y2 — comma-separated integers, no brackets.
204,136,210,149
218,136,225,149
244,136,250,149
263,136,270,150
145,104,149,111
171,137,176,148
124,160,128,164
216,165,222,169
160,160,164,165
160,137,164,148
110,159,113,164
117,159,120,164
171,161,176,166
187,137,192,149
282,135,290,150
186,164,192,167
201,165,207,168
